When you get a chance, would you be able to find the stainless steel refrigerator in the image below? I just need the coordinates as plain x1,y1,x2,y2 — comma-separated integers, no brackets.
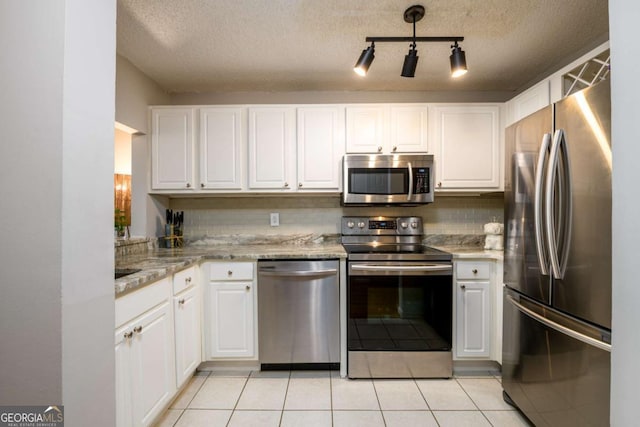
502,80,612,426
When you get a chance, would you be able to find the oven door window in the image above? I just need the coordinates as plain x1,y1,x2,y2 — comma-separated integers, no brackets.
348,275,452,352
348,168,408,194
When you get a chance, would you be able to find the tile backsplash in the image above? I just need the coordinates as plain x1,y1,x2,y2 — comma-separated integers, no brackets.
170,195,504,239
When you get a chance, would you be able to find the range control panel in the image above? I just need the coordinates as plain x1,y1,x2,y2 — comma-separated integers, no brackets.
341,216,423,236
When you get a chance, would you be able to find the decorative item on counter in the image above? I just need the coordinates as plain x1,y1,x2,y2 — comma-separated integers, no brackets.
484,220,504,250
164,209,184,248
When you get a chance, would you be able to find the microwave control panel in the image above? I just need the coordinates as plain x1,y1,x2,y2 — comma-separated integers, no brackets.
414,168,431,194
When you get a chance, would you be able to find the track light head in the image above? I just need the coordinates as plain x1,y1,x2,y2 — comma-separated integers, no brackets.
450,43,467,78
354,43,375,76
401,45,419,78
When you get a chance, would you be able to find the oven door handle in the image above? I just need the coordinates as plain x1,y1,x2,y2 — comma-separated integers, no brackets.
351,264,452,273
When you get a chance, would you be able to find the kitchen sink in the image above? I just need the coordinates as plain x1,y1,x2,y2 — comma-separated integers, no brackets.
115,268,142,279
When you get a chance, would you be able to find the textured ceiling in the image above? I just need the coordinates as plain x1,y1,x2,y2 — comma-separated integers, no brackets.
116,0,609,94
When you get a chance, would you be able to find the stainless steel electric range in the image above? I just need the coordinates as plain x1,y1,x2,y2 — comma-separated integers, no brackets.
342,216,453,378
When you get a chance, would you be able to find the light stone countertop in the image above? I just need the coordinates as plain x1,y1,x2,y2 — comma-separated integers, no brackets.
432,245,504,261
114,236,502,297
115,242,347,296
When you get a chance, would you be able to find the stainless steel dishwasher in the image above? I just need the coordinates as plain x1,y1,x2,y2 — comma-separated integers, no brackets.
258,259,340,369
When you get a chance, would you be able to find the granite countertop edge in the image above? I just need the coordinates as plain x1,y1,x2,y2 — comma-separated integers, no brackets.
115,243,348,297
115,242,503,297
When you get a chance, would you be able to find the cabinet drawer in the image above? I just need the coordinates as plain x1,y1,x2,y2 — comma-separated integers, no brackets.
209,262,254,281
115,277,171,328
173,266,197,295
456,261,491,280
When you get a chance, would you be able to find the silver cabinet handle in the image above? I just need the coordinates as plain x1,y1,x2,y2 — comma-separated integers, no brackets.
124,331,133,339
437,182,442,188
186,183,191,188
284,182,289,188
377,146,383,152
506,294,610,352
472,269,478,274
227,270,233,276
392,146,397,152
133,326,143,333
534,133,552,276
460,284,466,289
245,285,251,291
178,298,185,305
186,277,192,283
298,183,303,188
201,183,205,188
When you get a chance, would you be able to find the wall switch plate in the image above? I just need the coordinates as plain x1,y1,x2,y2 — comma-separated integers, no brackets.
270,212,279,227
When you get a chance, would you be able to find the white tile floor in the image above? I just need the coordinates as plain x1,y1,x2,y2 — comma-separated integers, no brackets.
154,370,531,427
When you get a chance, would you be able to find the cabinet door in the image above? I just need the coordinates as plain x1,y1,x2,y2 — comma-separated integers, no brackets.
456,280,491,358
115,326,133,427
199,108,245,190
345,106,386,153
130,302,176,427
297,107,345,190
433,105,500,190
174,287,201,388
248,107,296,190
208,282,255,358
507,80,550,125
389,105,429,153
151,108,195,190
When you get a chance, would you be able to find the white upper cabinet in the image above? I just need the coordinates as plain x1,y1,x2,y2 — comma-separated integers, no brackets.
389,105,429,153
346,105,429,153
431,104,501,191
199,107,245,190
297,106,345,191
248,107,296,190
505,80,550,126
151,108,195,190
345,106,386,153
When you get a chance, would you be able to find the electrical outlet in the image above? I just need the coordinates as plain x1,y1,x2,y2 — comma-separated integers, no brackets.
270,212,280,227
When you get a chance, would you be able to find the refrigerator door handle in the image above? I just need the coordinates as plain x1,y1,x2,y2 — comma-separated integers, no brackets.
534,133,552,276
506,294,611,352
545,129,572,279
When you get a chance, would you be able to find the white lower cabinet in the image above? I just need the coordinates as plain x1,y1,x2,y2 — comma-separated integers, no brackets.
115,277,175,427
204,261,257,359
173,267,201,388
454,260,493,359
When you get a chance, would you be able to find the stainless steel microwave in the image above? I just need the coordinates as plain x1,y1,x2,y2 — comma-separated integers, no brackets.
342,154,434,205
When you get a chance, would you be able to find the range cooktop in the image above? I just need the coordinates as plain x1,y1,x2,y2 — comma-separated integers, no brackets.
341,216,452,262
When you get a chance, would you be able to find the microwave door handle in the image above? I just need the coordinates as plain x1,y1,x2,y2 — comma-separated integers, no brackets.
407,162,413,201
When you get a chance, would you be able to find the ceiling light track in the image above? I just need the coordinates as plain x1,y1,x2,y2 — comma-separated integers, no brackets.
353,5,467,79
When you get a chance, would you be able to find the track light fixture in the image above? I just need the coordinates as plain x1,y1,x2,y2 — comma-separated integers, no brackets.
354,42,375,76
450,42,467,78
353,4,467,79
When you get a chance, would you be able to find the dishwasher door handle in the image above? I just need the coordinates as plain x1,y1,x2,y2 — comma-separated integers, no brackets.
258,268,338,278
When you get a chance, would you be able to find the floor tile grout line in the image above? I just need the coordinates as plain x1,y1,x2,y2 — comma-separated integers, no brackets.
277,371,292,427
225,370,252,427
455,377,483,412
370,378,387,427
169,370,211,426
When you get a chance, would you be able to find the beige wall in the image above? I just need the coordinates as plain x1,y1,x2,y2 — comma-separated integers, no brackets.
115,54,171,237
169,90,513,106
114,127,132,174
171,195,503,239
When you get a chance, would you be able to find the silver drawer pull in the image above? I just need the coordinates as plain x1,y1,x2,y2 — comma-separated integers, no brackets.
506,295,611,352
